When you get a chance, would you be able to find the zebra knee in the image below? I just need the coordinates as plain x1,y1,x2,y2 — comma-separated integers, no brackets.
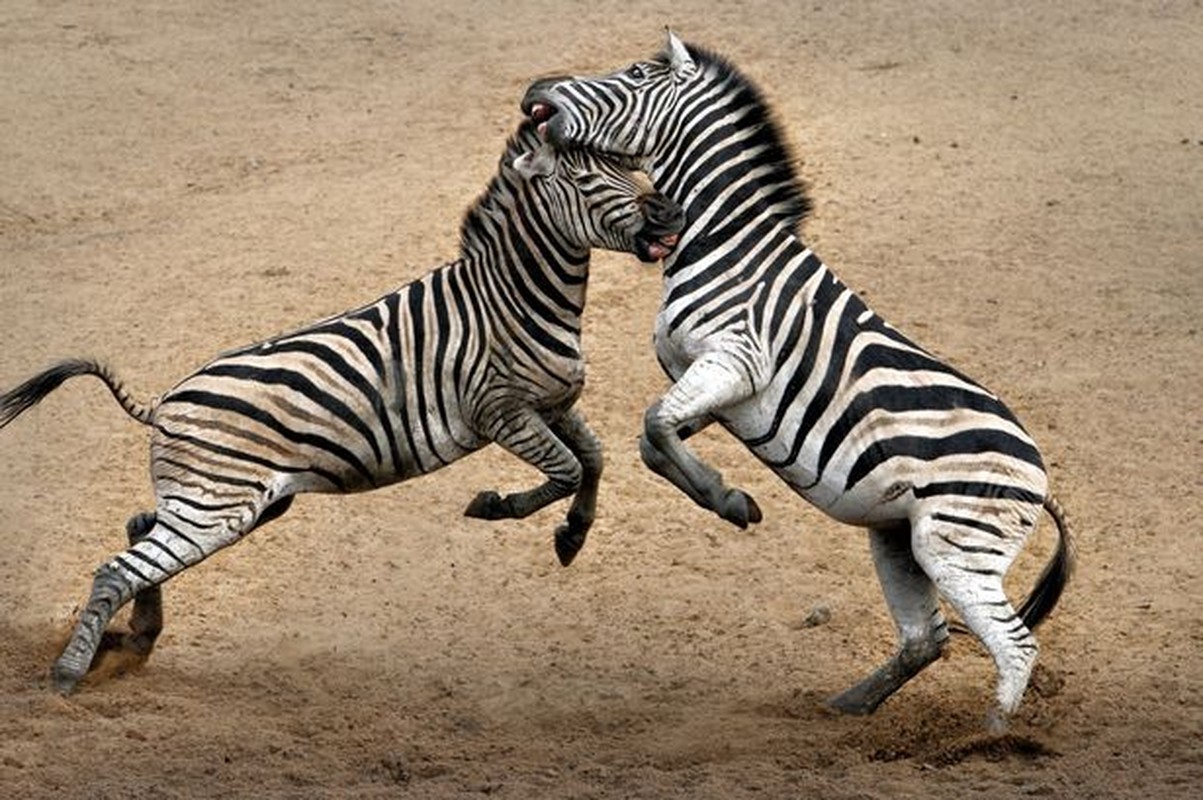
642,402,676,448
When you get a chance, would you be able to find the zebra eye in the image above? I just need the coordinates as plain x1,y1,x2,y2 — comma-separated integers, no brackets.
626,64,646,81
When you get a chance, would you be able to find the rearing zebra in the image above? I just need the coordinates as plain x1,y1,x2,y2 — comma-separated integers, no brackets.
523,32,1074,728
0,121,682,694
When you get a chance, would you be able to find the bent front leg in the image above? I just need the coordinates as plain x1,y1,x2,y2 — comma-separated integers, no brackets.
545,410,603,566
638,415,716,509
642,353,762,529
464,408,583,535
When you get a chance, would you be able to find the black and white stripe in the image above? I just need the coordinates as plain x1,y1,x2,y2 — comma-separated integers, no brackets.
0,121,682,693
524,33,1074,727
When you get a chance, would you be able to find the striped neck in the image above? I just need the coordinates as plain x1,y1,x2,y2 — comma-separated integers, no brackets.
458,173,590,335
648,50,811,277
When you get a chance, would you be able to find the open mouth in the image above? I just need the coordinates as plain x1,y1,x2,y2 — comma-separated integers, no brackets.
522,85,646,170
635,230,680,263
527,101,558,140
634,191,684,263
521,81,561,140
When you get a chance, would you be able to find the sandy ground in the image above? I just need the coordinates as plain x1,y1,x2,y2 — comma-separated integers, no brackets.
1,1,1200,797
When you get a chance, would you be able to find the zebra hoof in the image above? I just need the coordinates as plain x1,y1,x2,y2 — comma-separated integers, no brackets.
985,707,1010,735
554,523,587,567
464,490,507,520
50,662,84,696
720,489,763,529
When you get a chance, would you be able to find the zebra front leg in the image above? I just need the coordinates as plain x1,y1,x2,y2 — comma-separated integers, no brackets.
547,410,603,567
638,416,719,509
642,355,762,528
827,524,948,715
464,409,584,557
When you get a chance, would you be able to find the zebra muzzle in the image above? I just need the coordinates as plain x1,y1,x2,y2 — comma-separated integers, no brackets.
634,195,683,263
522,78,567,141
633,193,684,262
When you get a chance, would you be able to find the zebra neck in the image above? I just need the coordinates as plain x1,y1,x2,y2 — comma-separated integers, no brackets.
459,225,591,330
461,183,591,304
648,69,811,261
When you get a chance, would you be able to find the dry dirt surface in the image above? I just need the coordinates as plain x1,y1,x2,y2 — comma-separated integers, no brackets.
2,1,1200,798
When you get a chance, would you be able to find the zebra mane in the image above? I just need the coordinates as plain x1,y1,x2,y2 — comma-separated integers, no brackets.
666,41,813,231
458,120,544,255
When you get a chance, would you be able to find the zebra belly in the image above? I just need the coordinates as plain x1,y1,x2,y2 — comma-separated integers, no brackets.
722,397,1048,529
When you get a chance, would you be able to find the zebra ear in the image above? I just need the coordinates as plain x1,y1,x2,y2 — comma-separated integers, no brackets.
665,29,695,76
512,145,558,179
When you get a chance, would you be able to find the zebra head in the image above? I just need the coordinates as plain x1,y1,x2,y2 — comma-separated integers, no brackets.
521,30,699,169
524,32,812,232
508,134,683,263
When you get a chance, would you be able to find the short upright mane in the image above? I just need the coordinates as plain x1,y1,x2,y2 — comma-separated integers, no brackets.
458,121,541,254
671,42,813,231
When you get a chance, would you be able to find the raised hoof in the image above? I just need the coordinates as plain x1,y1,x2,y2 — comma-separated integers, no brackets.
719,489,763,529
464,490,506,520
554,524,587,567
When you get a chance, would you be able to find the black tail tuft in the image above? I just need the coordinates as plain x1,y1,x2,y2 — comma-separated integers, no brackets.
1016,494,1077,630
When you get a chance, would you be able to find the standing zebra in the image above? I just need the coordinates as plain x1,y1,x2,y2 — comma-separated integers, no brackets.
523,33,1074,728
0,121,683,694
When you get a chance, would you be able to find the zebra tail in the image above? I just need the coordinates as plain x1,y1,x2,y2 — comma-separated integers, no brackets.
1015,493,1077,630
0,358,156,429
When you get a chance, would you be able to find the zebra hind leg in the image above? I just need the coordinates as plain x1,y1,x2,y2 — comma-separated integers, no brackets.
51,509,242,694
827,524,948,715
93,511,164,659
53,561,146,694
122,511,163,655
910,508,1036,731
